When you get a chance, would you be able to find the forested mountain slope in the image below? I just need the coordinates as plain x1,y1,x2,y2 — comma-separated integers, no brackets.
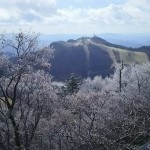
50,36,149,80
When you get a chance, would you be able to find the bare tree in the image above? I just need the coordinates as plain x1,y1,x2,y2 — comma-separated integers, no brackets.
0,31,55,150
119,60,124,92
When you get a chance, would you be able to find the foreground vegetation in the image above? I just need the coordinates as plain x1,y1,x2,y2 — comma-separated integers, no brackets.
0,32,150,150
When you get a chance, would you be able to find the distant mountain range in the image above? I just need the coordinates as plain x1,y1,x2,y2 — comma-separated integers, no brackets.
40,33,150,48
99,33,150,48
49,36,150,81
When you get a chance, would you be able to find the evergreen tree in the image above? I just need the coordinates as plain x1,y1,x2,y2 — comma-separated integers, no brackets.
63,73,82,95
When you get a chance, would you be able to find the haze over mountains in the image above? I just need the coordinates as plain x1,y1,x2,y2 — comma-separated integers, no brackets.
40,33,150,48
49,36,150,81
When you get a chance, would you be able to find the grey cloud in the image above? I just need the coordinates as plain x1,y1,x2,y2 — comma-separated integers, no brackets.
0,0,150,34
0,0,57,24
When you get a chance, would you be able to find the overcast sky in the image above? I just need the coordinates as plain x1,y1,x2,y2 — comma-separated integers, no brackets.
0,0,150,34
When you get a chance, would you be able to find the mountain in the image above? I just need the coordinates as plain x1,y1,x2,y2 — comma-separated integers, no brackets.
99,33,150,48
49,36,149,81
40,33,150,48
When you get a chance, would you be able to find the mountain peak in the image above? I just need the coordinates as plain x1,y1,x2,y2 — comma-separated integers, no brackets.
74,36,109,45
90,36,108,44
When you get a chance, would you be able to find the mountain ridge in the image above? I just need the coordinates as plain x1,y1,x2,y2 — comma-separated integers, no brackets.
49,36,149,81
